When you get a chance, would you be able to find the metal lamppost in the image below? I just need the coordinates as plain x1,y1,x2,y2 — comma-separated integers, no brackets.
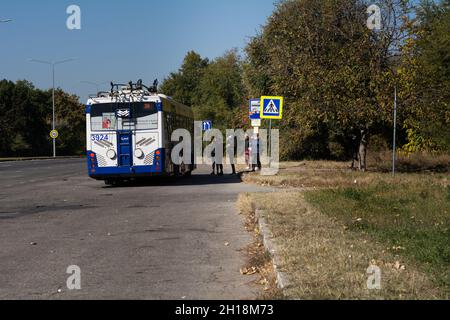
392,84,398,176
29,58,76,158
390,63,400,177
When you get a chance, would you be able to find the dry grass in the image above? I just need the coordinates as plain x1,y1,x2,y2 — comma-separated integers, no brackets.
247,192,444,300
368,151,450,173
243,170,372,189
306,181,450,297
280,161,352,170
241,160,362,189
237,194,284,300
242,161,450,189
240,162,449,299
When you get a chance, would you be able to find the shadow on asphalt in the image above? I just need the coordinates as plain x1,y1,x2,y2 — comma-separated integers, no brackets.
102,172,246,189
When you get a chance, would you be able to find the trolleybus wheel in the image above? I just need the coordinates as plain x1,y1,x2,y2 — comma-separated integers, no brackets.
105,179,120,186
180,162,187,176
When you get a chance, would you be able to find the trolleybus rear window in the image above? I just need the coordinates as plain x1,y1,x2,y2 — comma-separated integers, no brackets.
90,102,158,131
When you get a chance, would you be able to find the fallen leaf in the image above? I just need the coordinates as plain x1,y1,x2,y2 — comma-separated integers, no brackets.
240,267,257,276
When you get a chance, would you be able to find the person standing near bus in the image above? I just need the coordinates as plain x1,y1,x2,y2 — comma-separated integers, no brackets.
226,134,237,175
251,133,262,172
245,135,250,170
211,137,224,176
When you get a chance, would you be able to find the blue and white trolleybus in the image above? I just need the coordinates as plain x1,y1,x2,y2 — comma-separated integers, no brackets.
86,80,195,185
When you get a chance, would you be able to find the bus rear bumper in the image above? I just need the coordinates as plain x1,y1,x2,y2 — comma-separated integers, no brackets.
87,150,165,180
89,168,166,180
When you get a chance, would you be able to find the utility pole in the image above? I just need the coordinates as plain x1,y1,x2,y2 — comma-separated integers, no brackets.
392,85,398,176
29,58,76,158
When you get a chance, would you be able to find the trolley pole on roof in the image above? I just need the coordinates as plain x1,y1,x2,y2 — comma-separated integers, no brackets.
29,58,76,158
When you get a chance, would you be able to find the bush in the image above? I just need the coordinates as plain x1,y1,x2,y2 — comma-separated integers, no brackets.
328,141,346,160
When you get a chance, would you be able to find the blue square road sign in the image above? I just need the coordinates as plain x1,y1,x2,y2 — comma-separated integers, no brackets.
202,120,213,131
249,99,261,120
260,96,283,119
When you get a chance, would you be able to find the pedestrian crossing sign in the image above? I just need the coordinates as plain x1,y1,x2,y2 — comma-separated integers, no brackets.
260,96,283,119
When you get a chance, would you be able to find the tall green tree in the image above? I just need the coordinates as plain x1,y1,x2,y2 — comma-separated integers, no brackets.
195,50,246,130
161,50,247,131
245,0,410,169
0,80,50,156
55,89,86,155
0,79,85,157
160,51,209,106
400,0,450,151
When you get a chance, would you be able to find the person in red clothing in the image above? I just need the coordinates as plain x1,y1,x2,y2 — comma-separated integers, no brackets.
102,117,111,129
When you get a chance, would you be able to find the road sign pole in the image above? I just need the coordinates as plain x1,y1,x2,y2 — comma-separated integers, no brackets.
269,119,272,166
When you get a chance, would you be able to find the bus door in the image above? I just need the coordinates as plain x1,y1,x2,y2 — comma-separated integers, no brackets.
118,131,133,167
116,107,134,168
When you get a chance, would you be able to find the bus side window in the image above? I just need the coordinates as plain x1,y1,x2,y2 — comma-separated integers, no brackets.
165,112,174,149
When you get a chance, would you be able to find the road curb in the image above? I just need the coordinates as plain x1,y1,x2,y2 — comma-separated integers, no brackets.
255,209,291,290
0,156,84,163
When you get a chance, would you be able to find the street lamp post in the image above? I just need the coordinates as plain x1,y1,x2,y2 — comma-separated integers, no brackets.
29,58,76,158
392,85,398,176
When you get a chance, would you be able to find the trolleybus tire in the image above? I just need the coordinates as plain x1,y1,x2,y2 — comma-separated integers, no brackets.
104,179,120,186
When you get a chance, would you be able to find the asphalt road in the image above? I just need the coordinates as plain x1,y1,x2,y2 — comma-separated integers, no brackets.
0,159,269,299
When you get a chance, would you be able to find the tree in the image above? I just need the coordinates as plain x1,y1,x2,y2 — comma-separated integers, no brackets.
0,80,50,156
161,50,247,131
160,51,209,106
244,0,410,170
400,0,450,151
55,89,86,155
0,80,16,156
0,79,85,157
195,50,246,130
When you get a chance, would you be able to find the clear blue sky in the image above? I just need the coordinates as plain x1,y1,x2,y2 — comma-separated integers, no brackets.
0,0,276,101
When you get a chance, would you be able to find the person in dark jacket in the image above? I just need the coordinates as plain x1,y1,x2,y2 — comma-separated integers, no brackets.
226,134,237,175
251,134,262,172
211,138,224,176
